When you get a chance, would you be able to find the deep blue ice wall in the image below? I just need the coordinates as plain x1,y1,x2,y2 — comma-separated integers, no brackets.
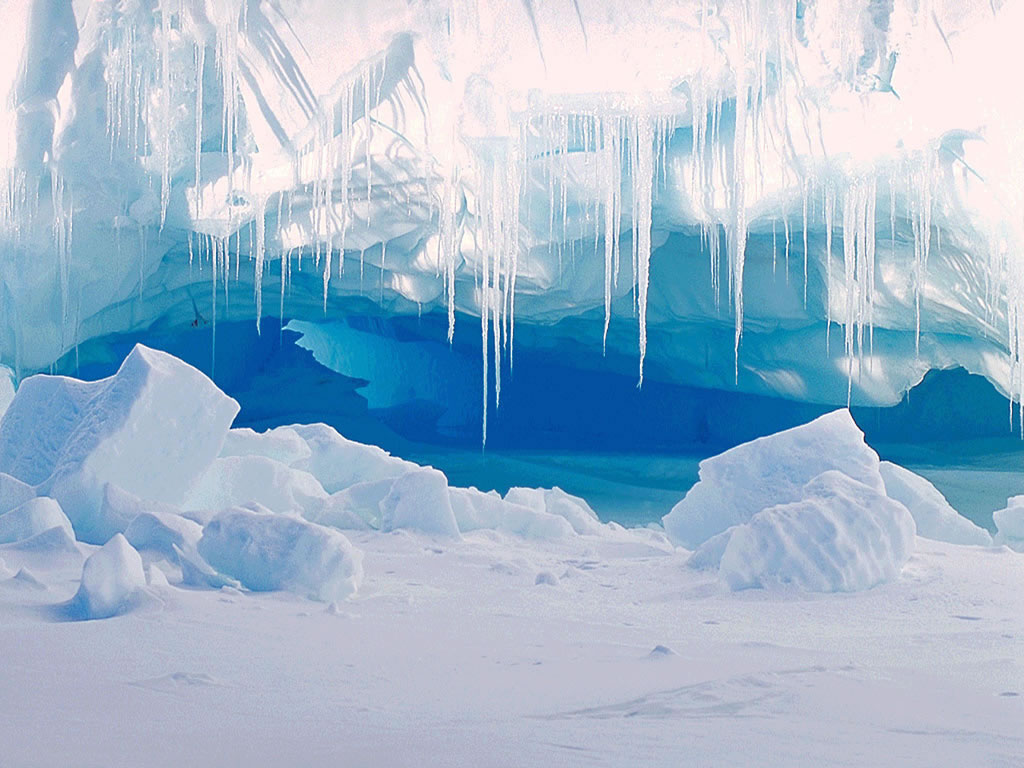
56,309,1021,455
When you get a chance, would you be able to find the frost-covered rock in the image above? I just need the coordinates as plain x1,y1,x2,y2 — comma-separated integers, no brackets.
0,345,239,533
184,456,328,518
289,424,417,493
663,410,884,549
879,461,992,546
71,534,147,620
993,496,1024,552
451,487,574,540
719,471,916,593
0,497,73,545
504,487,603,536
380,468,460,537
197,506,363,602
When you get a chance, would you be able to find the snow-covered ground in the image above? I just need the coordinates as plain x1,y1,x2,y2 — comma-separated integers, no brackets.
1,526,1021,767
0,345,1021,767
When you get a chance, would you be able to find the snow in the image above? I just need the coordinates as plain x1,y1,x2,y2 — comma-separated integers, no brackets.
450,487,574,540
70,534,146,620
718,471,916,593
993,496,1024,552
288,423,417,494
3,0,1024,756
0,524,1021,767
505,486,605,536
0,497,73,545
0,344,1016,762
879,461,992,546
184,455,328,518
0,473,35,516
379,468,460,538
663,410,884,549
0,345,239,538
219,427,313,467
197,505,363,602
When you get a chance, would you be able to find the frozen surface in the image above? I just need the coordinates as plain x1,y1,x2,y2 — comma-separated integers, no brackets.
450,487,574,540
379,468,460,538
0,348,1017,764
184,455,327,518
70,534,146,620
718,471,916,593
994,496,1024,552
197,505,363,602
288,423,418,494
663,410,883,548
505,486,604,536
0,345,238,537
1,525,1022,767
0,497,72,545
879,461,992,546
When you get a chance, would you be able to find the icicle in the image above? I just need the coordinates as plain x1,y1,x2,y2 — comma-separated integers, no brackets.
159,0,172,230
253,195,267,333
194,41,205,221
630,114,655,384
824,182,835,355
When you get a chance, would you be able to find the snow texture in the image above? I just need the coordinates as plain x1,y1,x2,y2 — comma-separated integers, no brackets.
663,410,884,549
879,461,992,546
197,505,363,602
380,468,460,538
0,497,73,545
0,345,239,538
184,455,328,518
504,486,604,536
450,487,575,540
719,471,916,592
994,496,1024,552
70,534,146,620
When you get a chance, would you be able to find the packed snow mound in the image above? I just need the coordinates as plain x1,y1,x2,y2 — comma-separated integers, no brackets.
197,506,363,602
993,497,1024,552
718,471,916,593
100,484,205,561
71,534,147,620
879,462,992,546
451,487,575,540
184,456,328,518
0,345,239,532
0,497,73,545
504,487,603,536
380,468,460,538
288,424,417,494
663,410,884,549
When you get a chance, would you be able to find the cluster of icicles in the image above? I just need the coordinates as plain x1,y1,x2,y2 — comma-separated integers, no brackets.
5,0,1024,441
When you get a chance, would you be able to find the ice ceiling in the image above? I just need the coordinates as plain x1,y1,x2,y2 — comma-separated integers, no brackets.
2,0,1024,441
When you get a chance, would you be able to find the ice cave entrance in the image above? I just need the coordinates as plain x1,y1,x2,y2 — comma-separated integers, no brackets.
52,311,1017,533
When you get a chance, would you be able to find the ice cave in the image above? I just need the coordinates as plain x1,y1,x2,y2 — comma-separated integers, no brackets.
0,1,1022,766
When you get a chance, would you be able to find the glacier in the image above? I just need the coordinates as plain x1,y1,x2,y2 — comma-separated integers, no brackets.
3,2,1024,766
2,0,1024,446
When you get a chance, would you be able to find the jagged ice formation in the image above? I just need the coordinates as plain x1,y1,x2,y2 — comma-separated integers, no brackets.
2,0,1024,440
